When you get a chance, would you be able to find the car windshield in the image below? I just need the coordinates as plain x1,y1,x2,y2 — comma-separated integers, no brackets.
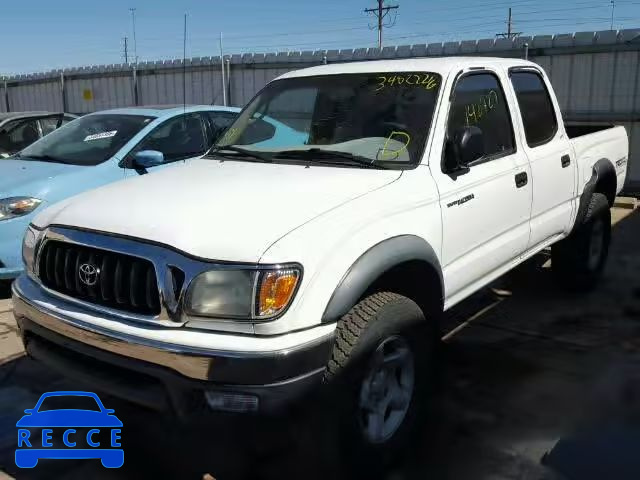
211,72,441,169
37,395,101,412
18,114,153,166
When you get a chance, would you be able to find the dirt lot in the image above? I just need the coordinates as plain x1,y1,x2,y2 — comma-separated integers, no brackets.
1,205,640,479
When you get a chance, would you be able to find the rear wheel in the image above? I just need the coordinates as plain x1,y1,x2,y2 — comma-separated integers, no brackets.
552,192,611,290
323,292,438,471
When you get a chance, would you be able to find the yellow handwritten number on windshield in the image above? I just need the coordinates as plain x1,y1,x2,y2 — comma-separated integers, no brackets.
375,74,439,92
380,131,411,160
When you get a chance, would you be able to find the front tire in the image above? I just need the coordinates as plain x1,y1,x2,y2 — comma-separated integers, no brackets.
323,292,437,470
552,192,611,290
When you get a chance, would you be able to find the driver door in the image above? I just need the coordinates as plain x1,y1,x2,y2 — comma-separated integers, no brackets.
431,69,532,306
124,113,208,176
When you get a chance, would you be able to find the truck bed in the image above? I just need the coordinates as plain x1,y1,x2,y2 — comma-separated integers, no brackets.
568,124,628,195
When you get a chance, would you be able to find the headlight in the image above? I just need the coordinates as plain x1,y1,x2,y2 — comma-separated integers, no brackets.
22,225,43,275
185,266,301,320
0,197,42,221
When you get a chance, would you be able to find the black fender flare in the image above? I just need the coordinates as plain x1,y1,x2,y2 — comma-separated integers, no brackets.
573,158,616,233
321,235,443,323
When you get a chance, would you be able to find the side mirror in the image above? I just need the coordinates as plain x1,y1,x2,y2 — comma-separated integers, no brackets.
444,126,484,174
133,150,165,169
104,409,115,414
24,409,34,415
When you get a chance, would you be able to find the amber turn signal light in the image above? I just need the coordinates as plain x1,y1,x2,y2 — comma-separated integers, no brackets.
257,269,300,317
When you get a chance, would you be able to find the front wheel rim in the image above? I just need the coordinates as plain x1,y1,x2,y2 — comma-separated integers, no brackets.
358,335,415,444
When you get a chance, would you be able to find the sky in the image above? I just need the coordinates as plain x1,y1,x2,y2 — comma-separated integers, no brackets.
1,0,638,75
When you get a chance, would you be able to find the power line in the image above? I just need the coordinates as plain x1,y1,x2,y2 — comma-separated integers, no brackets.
203,14,637,54
364,1,399,49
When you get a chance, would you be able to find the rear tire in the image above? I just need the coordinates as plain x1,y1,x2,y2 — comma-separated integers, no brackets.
552,192,611,291
323,292,438,472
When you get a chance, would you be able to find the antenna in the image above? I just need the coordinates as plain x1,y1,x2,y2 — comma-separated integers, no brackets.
183,13,187,113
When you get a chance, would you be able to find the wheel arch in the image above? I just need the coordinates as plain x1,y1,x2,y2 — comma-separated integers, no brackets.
321,235,444,324
573,158,616,233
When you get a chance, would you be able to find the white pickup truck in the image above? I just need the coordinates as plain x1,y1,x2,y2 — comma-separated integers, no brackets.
12,57,628,459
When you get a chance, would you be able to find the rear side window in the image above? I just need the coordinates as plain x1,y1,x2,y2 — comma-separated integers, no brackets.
510,71,558,147
447,72,515,159
131,113,207,162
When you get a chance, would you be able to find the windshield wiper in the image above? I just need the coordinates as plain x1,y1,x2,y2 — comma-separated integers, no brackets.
273,149,388,170
17,154,70,164
206,146,273,163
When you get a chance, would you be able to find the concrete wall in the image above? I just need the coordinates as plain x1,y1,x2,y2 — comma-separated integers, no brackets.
2,28,640,188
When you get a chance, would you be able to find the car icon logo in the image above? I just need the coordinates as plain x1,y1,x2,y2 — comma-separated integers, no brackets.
79,263,100,286
15,391,123,469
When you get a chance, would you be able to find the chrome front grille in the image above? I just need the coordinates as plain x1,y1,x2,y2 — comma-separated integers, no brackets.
38,240,161,316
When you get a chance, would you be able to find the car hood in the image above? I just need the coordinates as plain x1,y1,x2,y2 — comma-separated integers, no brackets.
16,410,123,427
0,159,86,198
35,159,402,262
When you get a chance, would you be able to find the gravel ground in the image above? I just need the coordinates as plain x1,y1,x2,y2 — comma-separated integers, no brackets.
0,205,639,479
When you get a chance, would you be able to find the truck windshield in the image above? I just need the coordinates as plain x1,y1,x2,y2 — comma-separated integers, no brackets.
212,72,441,168
17,114,153,166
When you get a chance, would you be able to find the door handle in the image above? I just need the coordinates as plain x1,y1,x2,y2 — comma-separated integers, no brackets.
561,155,571,168
515,172,528,188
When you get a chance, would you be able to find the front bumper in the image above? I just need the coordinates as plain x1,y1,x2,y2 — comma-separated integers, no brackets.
12,276,333,415
0,215,30,280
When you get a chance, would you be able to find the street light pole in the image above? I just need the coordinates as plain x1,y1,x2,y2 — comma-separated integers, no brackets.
130,8,138,64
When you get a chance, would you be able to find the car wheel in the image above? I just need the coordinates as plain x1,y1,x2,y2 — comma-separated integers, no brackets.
323,292,438,471
552,192,611,290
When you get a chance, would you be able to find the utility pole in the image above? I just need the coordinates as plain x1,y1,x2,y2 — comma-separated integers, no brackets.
364,1,399,49
123,36,129,64
129,8,138,64
496,8,521,39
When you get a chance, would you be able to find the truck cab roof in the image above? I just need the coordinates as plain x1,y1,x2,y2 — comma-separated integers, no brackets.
278,57,539,80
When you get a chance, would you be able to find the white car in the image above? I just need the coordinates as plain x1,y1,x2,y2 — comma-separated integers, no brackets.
13,57,628,464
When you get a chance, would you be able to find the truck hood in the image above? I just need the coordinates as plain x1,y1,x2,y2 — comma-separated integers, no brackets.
0,158,85,198
36,159,402,262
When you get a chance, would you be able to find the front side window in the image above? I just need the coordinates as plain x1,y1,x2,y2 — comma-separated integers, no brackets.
510,71,558,147
0,119,40,155
19,114,153,166
203,111,238,145
131,113,207,162
447,72,515,160
214,72,442,169
39,115,74,136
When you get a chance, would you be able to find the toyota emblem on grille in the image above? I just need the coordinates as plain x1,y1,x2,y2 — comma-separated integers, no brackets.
79,263,100,286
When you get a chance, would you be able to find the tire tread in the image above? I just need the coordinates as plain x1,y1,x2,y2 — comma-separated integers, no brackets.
324,291,403,381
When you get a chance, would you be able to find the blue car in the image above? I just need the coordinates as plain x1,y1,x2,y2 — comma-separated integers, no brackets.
0,105,241,280
16,391,123,468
